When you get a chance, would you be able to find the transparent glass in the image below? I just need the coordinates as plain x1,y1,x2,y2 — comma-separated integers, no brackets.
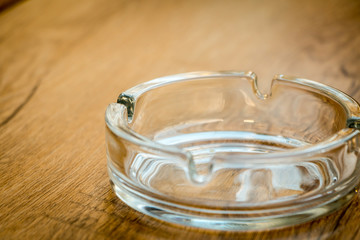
105,71,360,230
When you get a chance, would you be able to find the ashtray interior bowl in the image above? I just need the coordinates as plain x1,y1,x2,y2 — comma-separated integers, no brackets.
105,71,360,230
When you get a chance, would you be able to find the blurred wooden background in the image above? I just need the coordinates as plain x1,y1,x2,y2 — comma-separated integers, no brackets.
1,0,360,239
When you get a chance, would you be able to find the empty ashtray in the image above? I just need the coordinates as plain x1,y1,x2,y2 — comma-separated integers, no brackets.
105,71,360,230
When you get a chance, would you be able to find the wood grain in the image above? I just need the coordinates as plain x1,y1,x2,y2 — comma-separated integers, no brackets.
0,0,360,239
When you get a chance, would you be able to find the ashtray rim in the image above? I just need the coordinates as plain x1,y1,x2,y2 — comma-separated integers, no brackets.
106,71,360,163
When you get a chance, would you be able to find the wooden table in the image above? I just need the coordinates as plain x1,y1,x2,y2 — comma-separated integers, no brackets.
1,0,360,239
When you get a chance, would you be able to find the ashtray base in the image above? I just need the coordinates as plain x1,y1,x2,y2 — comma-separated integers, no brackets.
109,166,357,231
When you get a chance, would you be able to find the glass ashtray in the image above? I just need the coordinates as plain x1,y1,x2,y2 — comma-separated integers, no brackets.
105,71,360,230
